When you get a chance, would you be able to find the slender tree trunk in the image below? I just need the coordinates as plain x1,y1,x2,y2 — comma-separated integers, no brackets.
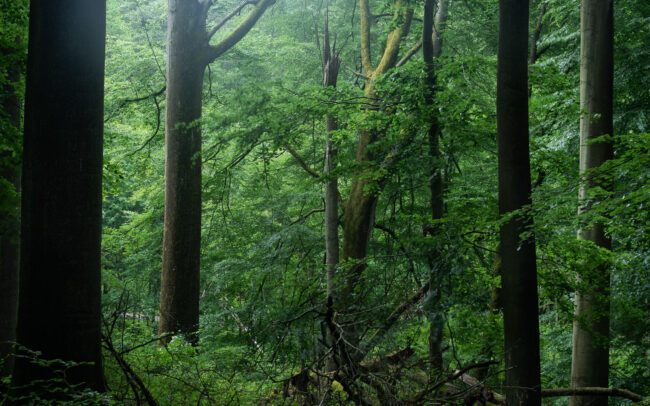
0,44,22,380
422,0,449,372
323,19,341,373
497,0,541,405
159,0,206,345
14,0,106,392
570,1,614,405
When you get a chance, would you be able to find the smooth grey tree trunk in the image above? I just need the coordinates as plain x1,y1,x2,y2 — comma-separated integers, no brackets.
497,0,541,405
14,0,106,392
570,1,614,405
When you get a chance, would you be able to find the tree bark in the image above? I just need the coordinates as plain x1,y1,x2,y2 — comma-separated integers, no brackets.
159,0,207,345
159,0,275,344
497,0,541,405
323,17,341,374
570,1,614,405
0,43,22,380
332,0,413,367
14,0,106,392
422,0,449,372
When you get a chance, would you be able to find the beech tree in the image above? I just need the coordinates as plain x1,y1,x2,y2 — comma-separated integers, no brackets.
570,1,614,405
13,0,106,391
496,0,541,405
159,0,276,344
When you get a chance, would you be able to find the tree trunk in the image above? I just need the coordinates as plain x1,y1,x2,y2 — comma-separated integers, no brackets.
159,0,206,345
422,0,449,372
497,0,541,405
14,0,106,392
323,19,341,374
570,1,614,405
0,44,22,380
159,0,275,345
332,0,413,367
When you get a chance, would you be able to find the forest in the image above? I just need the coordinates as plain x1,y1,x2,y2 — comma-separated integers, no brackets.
0,0,648,405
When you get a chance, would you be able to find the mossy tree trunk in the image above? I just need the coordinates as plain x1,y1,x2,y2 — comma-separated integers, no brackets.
332,0,413,365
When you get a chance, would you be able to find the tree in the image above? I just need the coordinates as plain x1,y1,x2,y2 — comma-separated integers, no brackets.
570,1,614,405
331,0,414,366
159,0,276,344
497,0,541,405
13,0,106,392
422,0,449,371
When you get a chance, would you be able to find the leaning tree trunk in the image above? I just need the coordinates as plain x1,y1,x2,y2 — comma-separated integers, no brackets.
497,0,541,405
0,44,22,380
159,0,275,345
570,1,614,406
14,0,106,392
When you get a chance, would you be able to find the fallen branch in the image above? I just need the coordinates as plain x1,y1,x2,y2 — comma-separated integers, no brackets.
541,387,645,403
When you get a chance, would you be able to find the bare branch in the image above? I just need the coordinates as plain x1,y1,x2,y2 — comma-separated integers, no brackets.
206,0,254,42
395,37,422,68
290,208,325,226
285,143,321,179
342,59,370,80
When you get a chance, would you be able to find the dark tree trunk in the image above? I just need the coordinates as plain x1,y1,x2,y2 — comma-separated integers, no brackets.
0,44,22,380
14,0,106,392
422,0,448,372
570,1,614,405
497,0,541,405
159,0,275,344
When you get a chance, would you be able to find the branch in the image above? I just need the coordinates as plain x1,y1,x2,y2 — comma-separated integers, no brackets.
206,0,254,41
205,0,276,63
395,37,422,68
104,86,166,123
290,208,325,226
374,1,414,75
285,143,321,179
541,387,645,403
127,93,163,156
359,0,374,76
102,333,160,406
342,59,370,80
360,280,430,358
